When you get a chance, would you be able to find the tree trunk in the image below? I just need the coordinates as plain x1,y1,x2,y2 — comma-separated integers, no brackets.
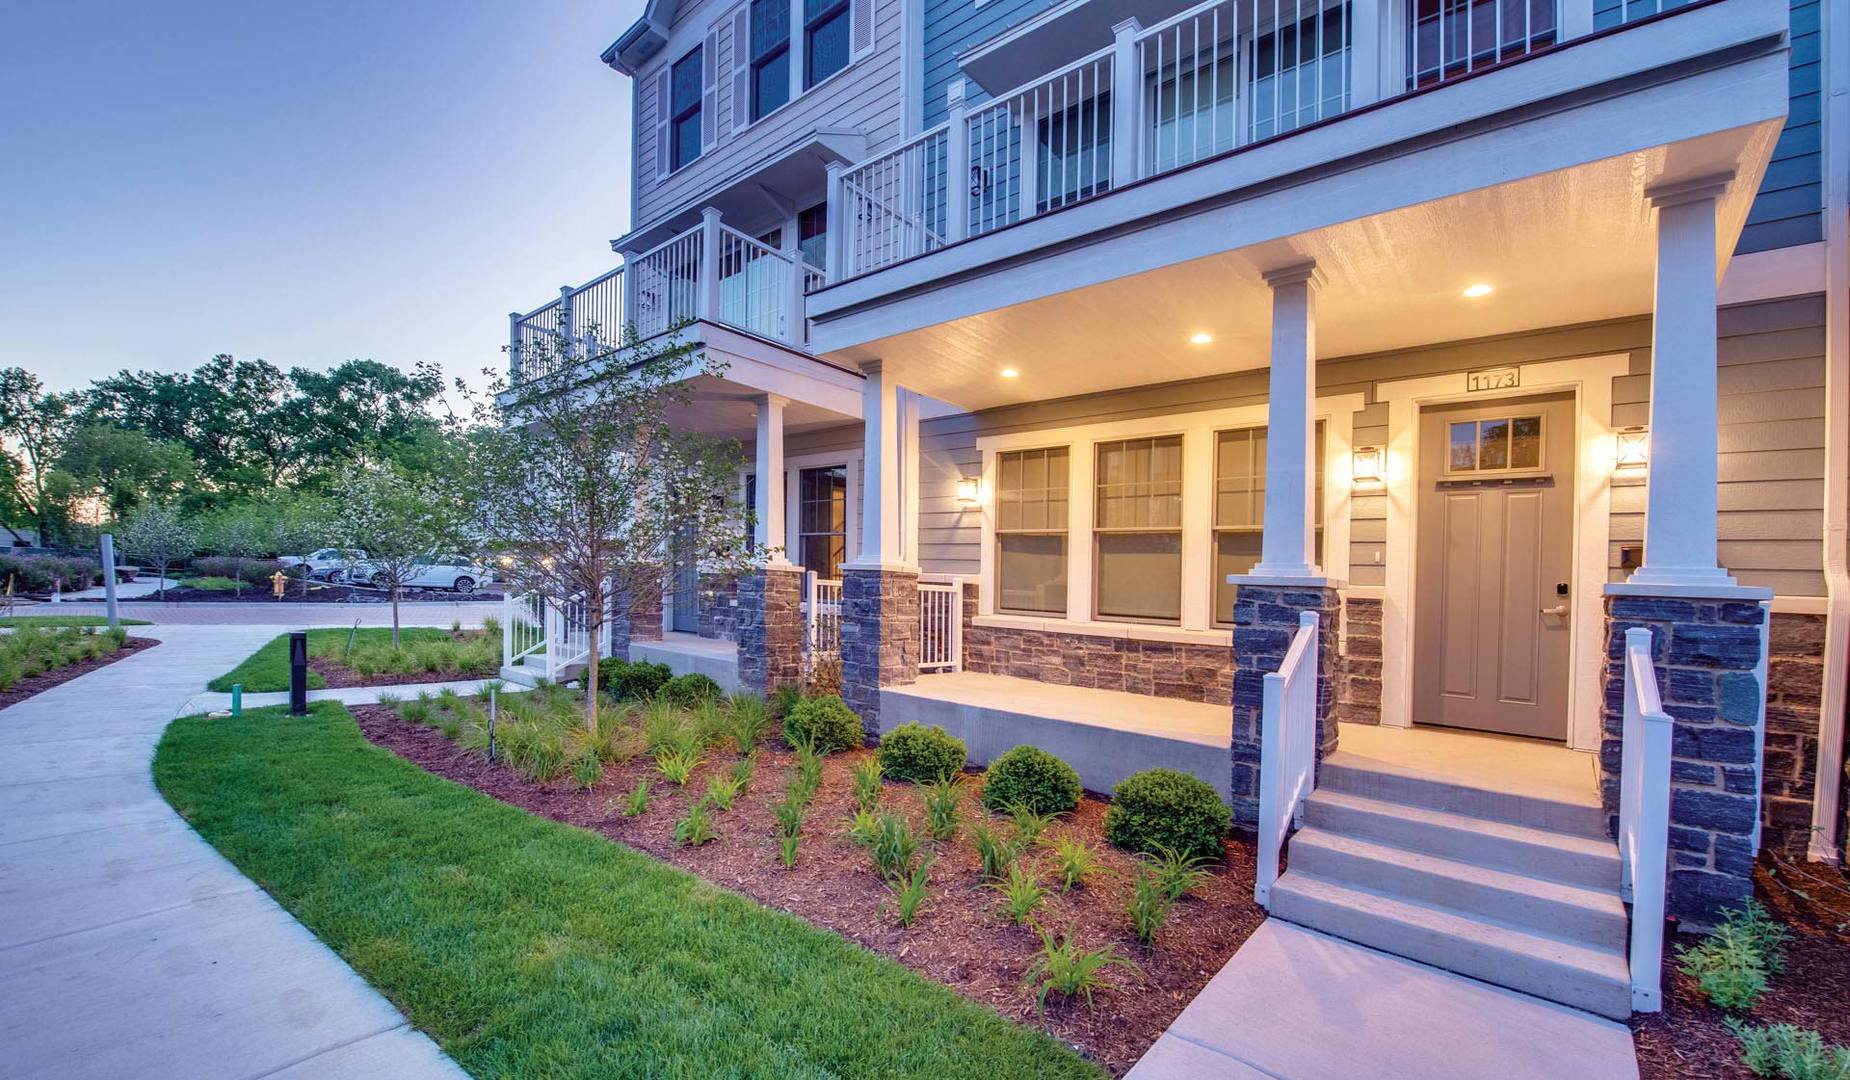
391,586,401,649
585,617,601,735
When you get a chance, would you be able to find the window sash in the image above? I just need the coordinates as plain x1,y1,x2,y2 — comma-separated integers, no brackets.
995,447,1070,615
797,465,847,578
804,0,850,88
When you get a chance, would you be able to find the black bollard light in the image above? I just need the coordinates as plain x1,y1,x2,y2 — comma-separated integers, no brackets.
288,630,308,716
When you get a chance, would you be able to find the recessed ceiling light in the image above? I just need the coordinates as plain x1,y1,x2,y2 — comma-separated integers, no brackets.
1463,283,1494,298
1000,367,1019,379
1189,332,1213,345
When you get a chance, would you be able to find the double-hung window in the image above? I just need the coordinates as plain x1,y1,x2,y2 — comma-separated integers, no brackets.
750,0,791,121
1094,436,1183,623
798,465,847,579
996,447,1068,614
669,47,705,171
1212,424,1325,622
804,0,851,88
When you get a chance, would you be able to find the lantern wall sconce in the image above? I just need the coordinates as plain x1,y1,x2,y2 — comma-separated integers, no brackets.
1352,445,1384,486
1615,426,1649,470
956,476,981,506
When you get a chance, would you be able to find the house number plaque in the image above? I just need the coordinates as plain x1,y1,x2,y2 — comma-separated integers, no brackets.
1466,366,1520,392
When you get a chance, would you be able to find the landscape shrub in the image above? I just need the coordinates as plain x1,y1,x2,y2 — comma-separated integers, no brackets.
189,556,283,586
782,694,863,753
0,624,127,690
0,554,103,593
877,723,967,784
658,672,723,707
600,659,672,701
1103,768,1231,861
980,745,1081,815
1678,901,1791,1011
180,575,243,592
1729,1020,1850,1079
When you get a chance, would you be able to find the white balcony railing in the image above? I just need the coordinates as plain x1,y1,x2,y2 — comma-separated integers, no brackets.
918,578,963,673
1254,610,1320,907
1617,625,1671,1013
836,126,951,276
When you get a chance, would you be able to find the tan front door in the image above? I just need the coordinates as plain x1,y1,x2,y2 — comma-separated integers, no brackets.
1413,393,1575,740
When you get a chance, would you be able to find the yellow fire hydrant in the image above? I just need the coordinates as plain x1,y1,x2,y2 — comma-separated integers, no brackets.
271,571,287,600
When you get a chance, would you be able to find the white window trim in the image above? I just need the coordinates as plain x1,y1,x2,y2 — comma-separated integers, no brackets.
974,393,1361,640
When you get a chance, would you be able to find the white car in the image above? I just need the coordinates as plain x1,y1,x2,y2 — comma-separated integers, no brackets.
279,548,368,582
349,554,492,593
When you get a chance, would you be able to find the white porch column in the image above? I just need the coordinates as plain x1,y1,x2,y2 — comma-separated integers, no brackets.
1250,261,1326,580
901,388,921,566
850,360,908,568
699,207,724,321
755,394,793,567
1629,173,1736,589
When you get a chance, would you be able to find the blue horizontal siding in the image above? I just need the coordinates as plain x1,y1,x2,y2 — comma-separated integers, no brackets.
1738,0,1821,254
922,0,1065,126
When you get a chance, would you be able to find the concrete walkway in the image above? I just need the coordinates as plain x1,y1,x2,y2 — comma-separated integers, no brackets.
0,624,466,1080
1128,921,1639,1079
181,677,529,716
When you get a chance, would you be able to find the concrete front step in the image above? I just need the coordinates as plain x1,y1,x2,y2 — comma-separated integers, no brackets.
1320,751,1608,838
1301,788,1623,891
497,664,543,688
1286,827,1629,950
1270,872,1634,1020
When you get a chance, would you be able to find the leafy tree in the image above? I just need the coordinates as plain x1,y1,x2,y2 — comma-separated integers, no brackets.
330,462,474,647
208,516,266,597
122,502,197,597
0,368,75,545
476,324,759,735
288,360,443,474
57,423,197,520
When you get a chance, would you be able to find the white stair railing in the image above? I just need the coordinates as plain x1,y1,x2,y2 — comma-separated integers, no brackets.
804,573,843,679
545,591,593,680
918,578,962,673
505,591,546,668
1255,610,1320,907
1618,625,1672,1013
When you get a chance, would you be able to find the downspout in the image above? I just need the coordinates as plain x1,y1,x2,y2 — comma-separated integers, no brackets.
1809,0,1850,864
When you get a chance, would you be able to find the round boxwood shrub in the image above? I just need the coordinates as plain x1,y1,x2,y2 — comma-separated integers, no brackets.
601,659,671,701
658,672,723,707
782,694,864,753
980,745,1081,815
1104,768,1231,861
877,723,967,783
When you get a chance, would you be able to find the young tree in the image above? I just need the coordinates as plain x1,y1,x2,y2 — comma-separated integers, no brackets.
0,368,75,545
330,463,473,648
122,502,197,597
209,515,266,597
477,323,760,735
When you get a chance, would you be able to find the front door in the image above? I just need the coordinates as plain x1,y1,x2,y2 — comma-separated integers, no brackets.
671,527,700,634
1413,393,1575,739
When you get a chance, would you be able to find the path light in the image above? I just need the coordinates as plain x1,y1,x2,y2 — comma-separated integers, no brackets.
956,477,981,506
1352,445,1384,486
1616,426,1649,470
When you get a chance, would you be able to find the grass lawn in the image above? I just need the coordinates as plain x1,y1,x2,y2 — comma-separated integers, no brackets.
0,615,150,627
180,575,247,592
206,627,487,692
153,703,1104,1080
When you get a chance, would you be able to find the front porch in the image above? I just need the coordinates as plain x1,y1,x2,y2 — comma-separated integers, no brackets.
631,631,743,694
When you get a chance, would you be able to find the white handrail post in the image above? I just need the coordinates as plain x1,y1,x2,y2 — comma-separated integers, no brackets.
1256,667,1287,905
951,577,964,672
825,163,847,282
502,592,513,665
1110,19,1141,186
507,311,524,381
784,248,806,344
699,208,724,321
945,82,971,242
618,247,639,342
557,285,576,356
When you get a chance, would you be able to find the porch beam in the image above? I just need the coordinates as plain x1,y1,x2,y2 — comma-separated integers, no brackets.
1630,172,1737,590
755,393,794,568
1250,260,1327,581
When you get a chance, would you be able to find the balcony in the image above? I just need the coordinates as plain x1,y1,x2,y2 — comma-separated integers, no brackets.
509,210,828,383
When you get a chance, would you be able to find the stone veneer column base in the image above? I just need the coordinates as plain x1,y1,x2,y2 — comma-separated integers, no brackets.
609,576,663,660
1229,583,1342,828
737,567,804,696
840,567,920,737
1601,586,1770,927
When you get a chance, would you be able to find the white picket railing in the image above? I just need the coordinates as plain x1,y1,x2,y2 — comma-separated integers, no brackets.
504,591,546,668
804,573,843,678
1618,625,1671,1013
630,224,705,341
1254,610,1320,907
545,592,593,677
918,578,963,673
837,125,951,279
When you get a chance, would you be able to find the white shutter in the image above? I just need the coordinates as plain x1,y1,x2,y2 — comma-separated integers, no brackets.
653,68,672,177
850,0,874,61
702,27,720,150
731,6,751,130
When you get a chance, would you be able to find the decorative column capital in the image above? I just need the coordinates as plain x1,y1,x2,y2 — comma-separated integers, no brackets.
756,392,790,410
1261,260,1326,291
859,358,884,377
1644,171,1734,210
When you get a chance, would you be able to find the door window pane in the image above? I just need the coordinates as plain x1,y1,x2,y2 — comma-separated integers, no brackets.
1446,416,1543,474
1510,415,1542,469
996,447,1069,614
798,465,846,578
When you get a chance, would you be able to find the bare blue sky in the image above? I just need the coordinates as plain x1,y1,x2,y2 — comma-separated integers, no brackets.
0,1,642,394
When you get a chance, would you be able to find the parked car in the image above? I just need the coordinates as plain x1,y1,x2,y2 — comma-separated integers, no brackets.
347,554,492,593
278,548,367,581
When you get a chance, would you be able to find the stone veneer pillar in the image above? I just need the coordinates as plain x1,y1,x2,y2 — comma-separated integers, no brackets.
1601,589,1770,926
839,567,920,737
1229,583,1343,827
608,576,663,660
737,566,805,695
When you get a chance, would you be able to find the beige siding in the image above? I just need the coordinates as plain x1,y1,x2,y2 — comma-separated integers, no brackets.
916,296,1829,597
632,0,905,231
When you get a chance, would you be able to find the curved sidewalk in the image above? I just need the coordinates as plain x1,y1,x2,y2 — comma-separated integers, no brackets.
0,624,466,1080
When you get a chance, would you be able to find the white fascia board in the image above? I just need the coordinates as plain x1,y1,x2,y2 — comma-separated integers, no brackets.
682,323,867,417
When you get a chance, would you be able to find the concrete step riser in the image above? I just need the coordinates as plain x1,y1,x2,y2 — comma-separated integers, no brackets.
1319,763,1608,839
1287,835,1627,950
1271,881,1633,1020
1301,796,1621,891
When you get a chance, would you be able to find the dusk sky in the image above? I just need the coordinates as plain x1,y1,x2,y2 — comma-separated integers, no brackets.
0,1,643,395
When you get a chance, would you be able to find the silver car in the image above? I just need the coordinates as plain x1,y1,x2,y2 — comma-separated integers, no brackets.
349,554,492,593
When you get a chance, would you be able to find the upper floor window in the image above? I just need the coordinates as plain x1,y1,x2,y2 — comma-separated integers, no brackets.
670,47,705,171
751,0,791,121
805,0,851,88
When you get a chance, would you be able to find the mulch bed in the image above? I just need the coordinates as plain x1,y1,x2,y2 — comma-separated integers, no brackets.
352,703,1265,1076
1632,858,1850,1078
0,635,159,711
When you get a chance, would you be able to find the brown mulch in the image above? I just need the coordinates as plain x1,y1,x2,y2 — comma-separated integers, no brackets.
0,635,159,711
1633,858,1850,1078
352,703,1265,1076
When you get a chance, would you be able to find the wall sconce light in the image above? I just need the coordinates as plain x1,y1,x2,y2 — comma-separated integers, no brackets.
1352,445,1383,485
1615,426,1649,470
956,477,981,506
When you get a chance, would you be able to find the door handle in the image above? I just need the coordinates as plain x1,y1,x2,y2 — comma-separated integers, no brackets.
1540,605,1569,617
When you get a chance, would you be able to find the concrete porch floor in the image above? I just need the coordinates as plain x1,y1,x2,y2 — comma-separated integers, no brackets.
1335,722,1602,807
631,631,742,692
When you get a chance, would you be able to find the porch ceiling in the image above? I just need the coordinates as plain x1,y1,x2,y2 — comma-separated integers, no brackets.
829,124,1777,413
